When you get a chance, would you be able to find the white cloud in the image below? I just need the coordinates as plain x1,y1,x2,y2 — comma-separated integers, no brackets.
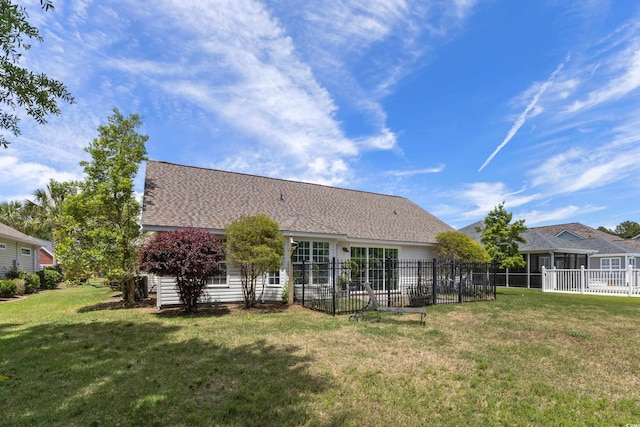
479,59,567,172
519,205,605,226
0,156,80,200
566,45,640,113
385,164,445,177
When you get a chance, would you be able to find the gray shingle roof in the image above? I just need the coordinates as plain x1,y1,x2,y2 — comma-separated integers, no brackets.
0,222,42,247
141,160,453,244
459,221,640,255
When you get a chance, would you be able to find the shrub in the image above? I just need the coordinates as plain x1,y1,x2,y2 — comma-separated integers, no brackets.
38,269,62,290
13,279,26,296
25,274,40,293
4,267,23,280
138,228,224,313
0,280,17,298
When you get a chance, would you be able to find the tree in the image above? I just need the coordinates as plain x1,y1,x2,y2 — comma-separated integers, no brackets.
0,0,74,148
477,203,527,269
0,200,26,230
225,214,284,308
434,231,491,262
614,221,640,239
23,180,78,242
138,228,223,313
55,108,147,301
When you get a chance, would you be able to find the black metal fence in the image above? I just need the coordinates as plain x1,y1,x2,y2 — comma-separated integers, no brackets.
293,258,496,315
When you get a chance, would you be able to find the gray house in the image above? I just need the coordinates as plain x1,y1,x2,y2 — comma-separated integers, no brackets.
0,222,42,278
141,160,454,308
460,221,640,288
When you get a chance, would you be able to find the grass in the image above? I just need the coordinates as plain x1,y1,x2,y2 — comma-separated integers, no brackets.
1,287,640,426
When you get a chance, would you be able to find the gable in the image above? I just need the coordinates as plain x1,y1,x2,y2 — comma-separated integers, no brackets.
141,160,453,245
555,230,583,240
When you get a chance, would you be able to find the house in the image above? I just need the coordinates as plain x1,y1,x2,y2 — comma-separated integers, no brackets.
34,238,55,269
0,222,42,278
140,160,454,308
460,221,640,288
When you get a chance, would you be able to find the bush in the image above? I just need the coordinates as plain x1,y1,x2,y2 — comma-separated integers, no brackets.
0,280,17,298
25,274,40,293
4,267,23,280
13,279,26,296
38,269,62,290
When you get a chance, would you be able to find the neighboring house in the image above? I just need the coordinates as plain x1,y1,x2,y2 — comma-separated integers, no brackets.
141,160,454,308
34,238,55,269
460,221,640,288
0,222,42,278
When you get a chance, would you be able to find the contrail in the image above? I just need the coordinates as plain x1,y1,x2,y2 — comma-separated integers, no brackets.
478,60,567,172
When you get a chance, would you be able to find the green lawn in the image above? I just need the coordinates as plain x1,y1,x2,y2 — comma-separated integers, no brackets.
1,286,639,426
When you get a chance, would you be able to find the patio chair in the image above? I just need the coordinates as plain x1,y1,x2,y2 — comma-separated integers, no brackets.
349,282,426,325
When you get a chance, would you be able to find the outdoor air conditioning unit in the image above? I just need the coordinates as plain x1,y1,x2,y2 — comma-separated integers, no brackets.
12,259,19,269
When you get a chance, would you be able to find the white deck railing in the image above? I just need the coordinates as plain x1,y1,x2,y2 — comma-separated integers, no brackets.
542,265,640,297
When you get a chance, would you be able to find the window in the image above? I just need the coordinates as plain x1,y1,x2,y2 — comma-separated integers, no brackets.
267,270,280,287
20,247,31,256
601,258,621,270
630,258,636,268
539,256,551,270
293,240,330,285
0,243,6,250
208,260,227,286
350,246,398,291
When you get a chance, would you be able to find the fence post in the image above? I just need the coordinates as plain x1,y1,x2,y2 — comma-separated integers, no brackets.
580,265,585,294
386,257,392,307
541,266,546,291
458,260,463,303
332,257,337,316
301,259,306,306
492,261,497,299
432,258,437,306
628,264,633,297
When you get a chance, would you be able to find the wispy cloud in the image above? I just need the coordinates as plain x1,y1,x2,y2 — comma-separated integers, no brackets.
385,164,445,177
520,205,605,226
478,59,568,172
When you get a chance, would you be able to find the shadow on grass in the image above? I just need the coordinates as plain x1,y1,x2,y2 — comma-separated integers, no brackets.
0,320,329,426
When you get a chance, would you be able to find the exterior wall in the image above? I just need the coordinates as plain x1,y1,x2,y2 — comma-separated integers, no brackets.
0,238,39,278
589,255,630,269
151,233,438,309
39,249,54,268
154,264,284,308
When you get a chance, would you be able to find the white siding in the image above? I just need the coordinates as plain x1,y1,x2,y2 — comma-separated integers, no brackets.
0,239,39,278
151,236,436,309
399,245,435,261
153,264,285,309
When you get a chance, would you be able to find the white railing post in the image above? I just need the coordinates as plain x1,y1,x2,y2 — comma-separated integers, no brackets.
541,266,546,291
628,264,633,296
580,265,585,294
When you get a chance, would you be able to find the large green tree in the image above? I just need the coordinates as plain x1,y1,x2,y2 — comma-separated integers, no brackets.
435,231,491,262
55,109,147,301
0,0,74,148
225,214,284,308
477,203,527,269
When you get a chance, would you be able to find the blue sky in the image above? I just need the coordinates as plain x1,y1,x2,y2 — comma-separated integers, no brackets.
2,0,640,230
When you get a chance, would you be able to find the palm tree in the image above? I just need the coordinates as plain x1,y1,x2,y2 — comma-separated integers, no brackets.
23,180,78,254
0,200,27,231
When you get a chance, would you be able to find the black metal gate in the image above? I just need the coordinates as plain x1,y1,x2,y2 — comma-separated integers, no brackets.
293,258,496,315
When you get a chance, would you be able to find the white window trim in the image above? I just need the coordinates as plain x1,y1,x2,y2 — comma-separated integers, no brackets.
0,242,6,250
601,257,621,270
266,270,281,288
20,247,32,256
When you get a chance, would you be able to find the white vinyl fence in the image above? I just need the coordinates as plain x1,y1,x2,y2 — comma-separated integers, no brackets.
542,265,640,297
